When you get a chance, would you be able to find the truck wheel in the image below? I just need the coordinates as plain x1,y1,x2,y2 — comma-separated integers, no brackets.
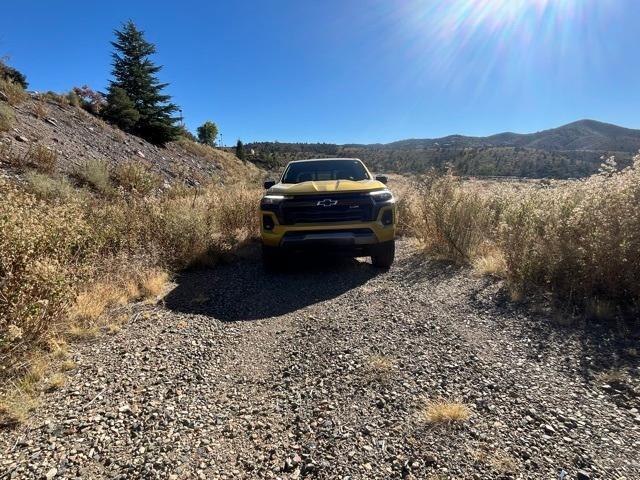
262,245,281,271
371,240,395,268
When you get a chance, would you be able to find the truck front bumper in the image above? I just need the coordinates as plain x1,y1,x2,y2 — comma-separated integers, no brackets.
260,205,396,251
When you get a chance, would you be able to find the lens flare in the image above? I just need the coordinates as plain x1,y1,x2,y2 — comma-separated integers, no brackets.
386,0,617,93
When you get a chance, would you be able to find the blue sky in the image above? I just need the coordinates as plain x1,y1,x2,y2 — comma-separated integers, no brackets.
2,0,639,144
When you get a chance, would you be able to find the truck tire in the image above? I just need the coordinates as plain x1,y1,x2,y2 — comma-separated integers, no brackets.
262,245,281,271
371,240,395,268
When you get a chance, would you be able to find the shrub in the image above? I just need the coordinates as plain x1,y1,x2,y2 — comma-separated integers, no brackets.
405,154,640,317
0,175,261,383
402,173,497,263
0,78,28,106
0,60,28,88
66,90,81,108
75,159,112,194
0,103,15,132
112,161,162,195
42,91,68,107
32,100,49,118
499,156,640,314
26,145,57,173
24,171,77,201
72,85,105,114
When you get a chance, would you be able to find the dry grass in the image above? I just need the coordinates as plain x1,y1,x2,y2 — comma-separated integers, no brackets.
472,446,518,474
0,171,261,395
106,323,122,335
60,359,77,371
0,102,15,132
75,159,112,194
423,399,471,425
0,389,38,427
140,269,170,300
366,355,396,381
595,369,629,386
47,338,69,360
403,154,640,317
27,144,57,173
66,325,99,341
47,373,65,391
32,100,49,119
0,78,28,105
113,161,162,195
472,246,507,277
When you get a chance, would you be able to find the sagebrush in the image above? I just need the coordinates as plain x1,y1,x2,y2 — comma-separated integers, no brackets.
0,176,261,378
401,154,640,317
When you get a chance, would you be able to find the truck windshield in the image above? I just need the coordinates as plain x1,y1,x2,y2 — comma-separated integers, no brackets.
282,160,370,183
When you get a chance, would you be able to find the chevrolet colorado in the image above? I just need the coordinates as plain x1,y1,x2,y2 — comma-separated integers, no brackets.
260,158,396,270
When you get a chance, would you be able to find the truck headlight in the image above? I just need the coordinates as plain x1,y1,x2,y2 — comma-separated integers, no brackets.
369,190,394,203
261,195,291,205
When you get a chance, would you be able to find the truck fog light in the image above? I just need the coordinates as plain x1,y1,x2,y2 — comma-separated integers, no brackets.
381,210,393,226
263,214,275,230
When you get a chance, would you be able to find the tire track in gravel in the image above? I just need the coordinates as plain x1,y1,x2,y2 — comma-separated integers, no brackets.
1,240,639,479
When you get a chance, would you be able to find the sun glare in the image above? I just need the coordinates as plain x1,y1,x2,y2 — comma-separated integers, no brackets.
387,0,616,93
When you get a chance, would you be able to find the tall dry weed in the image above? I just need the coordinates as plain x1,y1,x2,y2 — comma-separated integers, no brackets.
404,155,640,317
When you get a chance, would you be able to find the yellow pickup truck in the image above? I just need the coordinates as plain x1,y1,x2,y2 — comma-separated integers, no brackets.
260,158,396,270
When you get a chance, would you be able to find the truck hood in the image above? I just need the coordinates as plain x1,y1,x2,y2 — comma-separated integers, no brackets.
268,179,386,195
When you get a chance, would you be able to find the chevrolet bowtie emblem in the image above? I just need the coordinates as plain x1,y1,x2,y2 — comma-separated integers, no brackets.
317,199,338,207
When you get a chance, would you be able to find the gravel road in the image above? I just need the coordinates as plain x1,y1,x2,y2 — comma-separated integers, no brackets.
2,240,639,479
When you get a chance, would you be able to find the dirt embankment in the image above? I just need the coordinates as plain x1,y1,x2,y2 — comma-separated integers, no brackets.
1,241,638,479
0,95,261,185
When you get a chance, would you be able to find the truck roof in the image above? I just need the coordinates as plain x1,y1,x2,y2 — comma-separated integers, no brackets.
288,158,362,163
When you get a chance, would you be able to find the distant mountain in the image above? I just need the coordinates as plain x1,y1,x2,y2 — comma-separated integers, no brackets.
245,120,640,179
382,120,640,152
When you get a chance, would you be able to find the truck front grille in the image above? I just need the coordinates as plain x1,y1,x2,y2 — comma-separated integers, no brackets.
280,194,374,225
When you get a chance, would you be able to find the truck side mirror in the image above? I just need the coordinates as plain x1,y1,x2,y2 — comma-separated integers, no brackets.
375,175,388,185
263,180,276,189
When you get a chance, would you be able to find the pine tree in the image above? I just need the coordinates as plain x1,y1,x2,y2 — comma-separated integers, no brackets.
236,140,245,160
102,87,140,131
106,21,180,145
197,121,219,146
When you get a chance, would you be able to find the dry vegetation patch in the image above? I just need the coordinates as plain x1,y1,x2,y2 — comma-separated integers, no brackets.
401,154,640,318
0,78,28,105
0,102,15,132
366,355,396,381
423,399,471,425
0,168,262,423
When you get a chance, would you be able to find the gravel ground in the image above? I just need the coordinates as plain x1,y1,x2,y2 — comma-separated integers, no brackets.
1,240,639,479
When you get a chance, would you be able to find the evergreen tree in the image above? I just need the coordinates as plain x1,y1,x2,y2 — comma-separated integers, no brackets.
106,21,180,145
197,121,219,146
235,140,245,160
102,87,140,131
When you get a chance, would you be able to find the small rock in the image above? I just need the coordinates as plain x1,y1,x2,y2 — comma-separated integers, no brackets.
15,134,29,142
45,118,58,126
45,467,57,479
136,150,145,158
0,90,8,102
577,470,591,480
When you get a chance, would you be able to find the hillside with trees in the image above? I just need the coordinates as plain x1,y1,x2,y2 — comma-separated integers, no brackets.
245,120,640,178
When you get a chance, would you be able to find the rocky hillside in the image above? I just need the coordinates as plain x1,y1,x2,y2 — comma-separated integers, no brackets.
0,94,262,185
